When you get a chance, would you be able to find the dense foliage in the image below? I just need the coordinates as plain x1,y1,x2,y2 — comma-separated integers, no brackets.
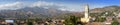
64,16,79,25
111,18,119,25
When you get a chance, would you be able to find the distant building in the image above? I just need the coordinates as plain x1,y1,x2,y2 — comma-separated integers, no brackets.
5,20,14,23
103,16,113,25
85,22,102,25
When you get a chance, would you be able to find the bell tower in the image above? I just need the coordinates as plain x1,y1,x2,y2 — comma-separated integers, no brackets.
84,4,89,18
81,4,90,23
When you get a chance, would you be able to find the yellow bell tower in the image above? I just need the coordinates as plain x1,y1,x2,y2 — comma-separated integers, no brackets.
81,4,90,23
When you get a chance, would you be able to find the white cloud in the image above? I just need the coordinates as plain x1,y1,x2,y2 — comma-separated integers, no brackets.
0,1,83,12
31,1,83,12
0,1,63,10
0,2,25,10
31,1,54,7
30,1,64,8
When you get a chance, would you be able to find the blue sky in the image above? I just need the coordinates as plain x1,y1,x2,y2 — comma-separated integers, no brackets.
0,0,120,12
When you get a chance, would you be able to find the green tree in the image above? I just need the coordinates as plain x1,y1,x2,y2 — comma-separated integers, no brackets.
64,15,78,25
111,18,119,25
95,17,106,22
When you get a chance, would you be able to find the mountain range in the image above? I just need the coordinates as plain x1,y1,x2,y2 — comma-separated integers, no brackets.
0,5,120,19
